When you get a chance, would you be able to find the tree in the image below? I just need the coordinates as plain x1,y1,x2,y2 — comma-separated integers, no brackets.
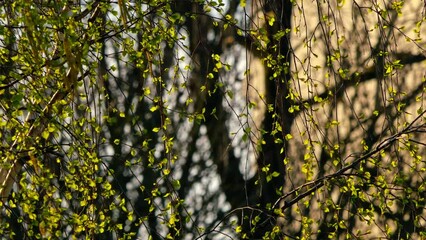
0,0,425,239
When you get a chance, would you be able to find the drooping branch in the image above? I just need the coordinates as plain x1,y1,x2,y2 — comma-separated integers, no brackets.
0,70,90,199
0,0,106,200
273,109,426,211
299,53,426,108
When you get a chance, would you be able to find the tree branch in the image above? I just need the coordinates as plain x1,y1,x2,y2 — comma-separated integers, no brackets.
299,53,426,108
273,109,426,211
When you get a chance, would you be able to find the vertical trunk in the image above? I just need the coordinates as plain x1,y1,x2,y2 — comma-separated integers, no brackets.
231,0,293,237
257,0,293,202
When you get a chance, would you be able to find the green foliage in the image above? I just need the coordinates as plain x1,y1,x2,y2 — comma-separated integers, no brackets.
1,0,426,239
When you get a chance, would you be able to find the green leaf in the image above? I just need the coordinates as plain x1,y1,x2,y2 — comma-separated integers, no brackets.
150,106,158,112
268,16,275,26
42,131,50,140
171,179,180,190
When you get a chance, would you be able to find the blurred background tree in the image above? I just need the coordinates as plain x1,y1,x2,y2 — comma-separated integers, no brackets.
0,0,425,239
